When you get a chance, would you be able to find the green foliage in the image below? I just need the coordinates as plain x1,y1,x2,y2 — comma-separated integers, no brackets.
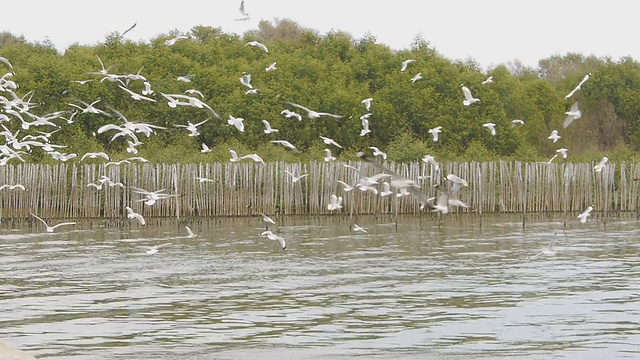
3,21,640,166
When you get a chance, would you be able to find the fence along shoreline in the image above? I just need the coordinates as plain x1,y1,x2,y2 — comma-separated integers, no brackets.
0,160,635,220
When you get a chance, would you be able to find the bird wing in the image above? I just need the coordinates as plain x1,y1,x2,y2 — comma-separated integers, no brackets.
285,102,312,113
462,86,474,101
51,222,76,229
185,226,194,237
30,212,48,227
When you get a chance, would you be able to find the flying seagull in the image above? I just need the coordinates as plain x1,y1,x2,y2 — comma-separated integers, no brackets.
361,98,373,111
578,205,593,223
565,73,591,100
400,59,416,72
461,84,480,105
428,126,442,142
482,123,496,136
236,0,251,20
30,212,76,233
245,41,269,53
548,130,561,143
563,102,582,128
482,76,493,85
285,102,343,119
594,155,608,172
260,230,287,250
262,120,279,134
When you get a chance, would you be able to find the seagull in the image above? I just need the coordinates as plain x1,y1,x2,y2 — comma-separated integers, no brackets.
461,84,480,105
229,149,241,162
125,206,145,225
174,119,208,137
511,119,525,127
271,140,296,150
361,98,373,111
81,152,110,161
236,0,251,20
183,226,198,239
328,194,343,211
177,75,193,83
548,130,561,143
483,123,496,136
260,231,287,250
578,205,593,223
142,81,154,95
353,224,367,233
118,85,156,102
428,126,442,142
563,102,582,128
337,180,354,192
145,243,171,255
265,62,277,72
262,120,279,134
227,115,245,132
285,102,343,119
594,155,608,172
30,212,76,233
0,184,25,191
194,176,215,183
446,174,468,193
359,118,371,136
245,88,260,95
532,233,558,257
70,79,95,85
259,212,276,230
86,55,112,76
201,143,211,153
164,35,190,46
400,59,416,72
565,73,591,100
68,99,110,116
184,89,204,98
369,146,387,160
323,148,336,162
410,73,422,83
0,56,14,70
245,41,269,53
556,148,568,159
239,73,252,89
284,170,309,182
320,136,342,148
280,109,303,121
240,153,265,165
482,76,493,85
380,181,393,197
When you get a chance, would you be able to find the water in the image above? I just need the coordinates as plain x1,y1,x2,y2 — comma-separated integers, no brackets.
1,215,639,359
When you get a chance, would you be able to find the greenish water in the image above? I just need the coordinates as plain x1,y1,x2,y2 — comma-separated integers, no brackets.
1,215,639,359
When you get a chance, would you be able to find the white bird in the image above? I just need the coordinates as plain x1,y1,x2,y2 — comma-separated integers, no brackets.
259,212,276,229
360,118,371,136
185,226,196,238
428,126,442,142
265,62,277,72
118,85,156,102
353,224,367,233
461,84,480,105
68,99,110,116
482,76,493,85
328,194,343,211
0,184,25,191
556,148,568,159
337,180,354,192
280,109,303,121
565,73,591,100
30,212,76,233
532,233,558,257
483,123,496,136
175,119,208,137
400,59,416,72
511,119,525,127
245,41,269,53
184,89,204,98
544,154,558,164
245,89,260,96
320,136,342,148
380,181,393,197
227,115,245,132
284,170,309,182
236,0,251,20
229,149,241,162
81,152,110,161
262,120,279,134
594,155,608,172
285,102,343,119
578,205,593,223
194,176,215,183
177,75,194,83
446,174,469,193
145,243,171,255
410,73,422,83
125,206,145,225
323,148,336,162
239,73,252,89
142,81,154,96
164,35,190,46
361,98,373,111
563,102,582,128
548,130,561,143
0,56,14,70
271,140,296,150
240,153,265,165
201,143,211,153
369,146,387,160
260,231,287,250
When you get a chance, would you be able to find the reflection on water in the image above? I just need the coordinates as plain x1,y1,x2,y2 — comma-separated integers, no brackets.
1,215,639,359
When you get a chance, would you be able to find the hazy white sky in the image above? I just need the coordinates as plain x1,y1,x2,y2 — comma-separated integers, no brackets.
2,0,636,69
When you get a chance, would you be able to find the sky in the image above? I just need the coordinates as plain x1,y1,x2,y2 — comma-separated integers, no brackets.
2,0,637,70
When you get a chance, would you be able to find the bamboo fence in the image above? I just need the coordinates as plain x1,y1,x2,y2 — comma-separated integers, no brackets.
0,160,635,220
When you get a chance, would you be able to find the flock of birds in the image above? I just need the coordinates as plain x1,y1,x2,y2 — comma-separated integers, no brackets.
0,2,605,253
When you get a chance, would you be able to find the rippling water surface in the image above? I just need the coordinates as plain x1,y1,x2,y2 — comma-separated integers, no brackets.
1,215,639,359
